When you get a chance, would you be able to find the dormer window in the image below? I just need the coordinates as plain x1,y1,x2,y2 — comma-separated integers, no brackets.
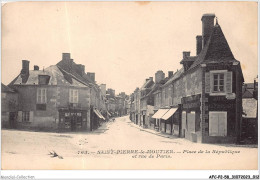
38,75,50,85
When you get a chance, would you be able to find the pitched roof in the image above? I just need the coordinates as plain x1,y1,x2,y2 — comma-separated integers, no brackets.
146,83,160,97
56,59,95,86
1,83,16,93
140,79,154,90
9,65,90,88
163,68,185,87
242,89,254,98
180,56,197,64
189,23,238,70
147,76,170,96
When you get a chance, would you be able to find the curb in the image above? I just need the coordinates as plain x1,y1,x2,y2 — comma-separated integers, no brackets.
129,122,174,139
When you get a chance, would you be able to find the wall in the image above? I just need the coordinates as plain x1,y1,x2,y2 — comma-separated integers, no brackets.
13,85,91,131
1,92,18,128
201,64,243,144
173,68,203,106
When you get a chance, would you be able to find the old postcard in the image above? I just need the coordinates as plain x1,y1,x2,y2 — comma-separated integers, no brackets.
1,1,258,172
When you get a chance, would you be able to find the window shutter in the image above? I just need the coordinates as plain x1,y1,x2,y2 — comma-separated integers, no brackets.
44,89,47,103
225,71,232,93
75,90,78,103
218,112,227,136
17,111,22,122
187,112,195,132
182,112,186,130
29,111,34,122
209,113,218,136
69,89,72,103
37,89,40,103
205,72,210,93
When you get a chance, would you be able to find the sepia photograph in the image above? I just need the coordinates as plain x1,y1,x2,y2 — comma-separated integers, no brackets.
0,0,258,177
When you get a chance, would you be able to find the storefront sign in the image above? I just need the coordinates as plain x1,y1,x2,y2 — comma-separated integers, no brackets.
182,94,201,110
208,103,234,109
183,102,201,109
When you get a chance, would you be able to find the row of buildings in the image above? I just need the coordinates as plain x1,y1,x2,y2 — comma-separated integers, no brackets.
129,14,250,144
1,53,129,132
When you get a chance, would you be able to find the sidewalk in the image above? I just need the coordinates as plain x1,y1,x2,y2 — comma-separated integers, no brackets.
129,121,177,139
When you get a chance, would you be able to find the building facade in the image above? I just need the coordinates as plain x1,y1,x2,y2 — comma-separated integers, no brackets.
5,53,106,132
131,14,244,144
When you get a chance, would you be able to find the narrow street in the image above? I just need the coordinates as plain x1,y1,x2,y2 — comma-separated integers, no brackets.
2,116,258,170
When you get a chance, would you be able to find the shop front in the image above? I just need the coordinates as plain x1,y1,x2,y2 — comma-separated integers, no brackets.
152,109,169,131
203,95,237,143
161,107,179,135
58,107,88,132
181,94,202,142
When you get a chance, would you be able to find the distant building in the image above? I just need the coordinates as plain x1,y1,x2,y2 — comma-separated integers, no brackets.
133,88,141,125
139,77,154,128
241,81,258,143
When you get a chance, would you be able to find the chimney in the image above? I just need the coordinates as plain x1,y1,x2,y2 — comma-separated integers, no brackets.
168,71,173,78
34,65,39,71
61,53,73,72
21,60,30,83
77,64,85,76
196,35,202,55
183,51,190,59
145,78,149,82
155,70,165,84
100,84,106,96
201,14,215,48
62,53,71,60
149,77,153,81
87,72,95,82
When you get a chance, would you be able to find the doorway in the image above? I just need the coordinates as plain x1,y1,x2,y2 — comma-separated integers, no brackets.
9,112,17,129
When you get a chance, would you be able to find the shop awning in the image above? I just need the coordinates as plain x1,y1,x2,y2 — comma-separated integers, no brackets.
97,110,105,120
161,108,178,120
107,111,111,116
152,109,169,119
94,109,105,120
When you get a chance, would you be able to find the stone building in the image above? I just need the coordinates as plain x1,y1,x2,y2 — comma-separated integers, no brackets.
139,77,154,127
6,53,106,132
151,14,244,143
133,88,141,125
241,81,258,143
131,14,244,144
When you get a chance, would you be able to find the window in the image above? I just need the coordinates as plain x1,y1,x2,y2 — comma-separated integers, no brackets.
38,75,50,85
69,89,78,103
37,88,47,104
213,73,224,92
36,104,46,111
209,111,227,136
205,70,232,95
22,111,30,122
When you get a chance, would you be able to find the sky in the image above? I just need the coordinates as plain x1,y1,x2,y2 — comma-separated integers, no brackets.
2,1,258,95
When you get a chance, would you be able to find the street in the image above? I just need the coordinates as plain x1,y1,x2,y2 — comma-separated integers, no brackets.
1,116,258,170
